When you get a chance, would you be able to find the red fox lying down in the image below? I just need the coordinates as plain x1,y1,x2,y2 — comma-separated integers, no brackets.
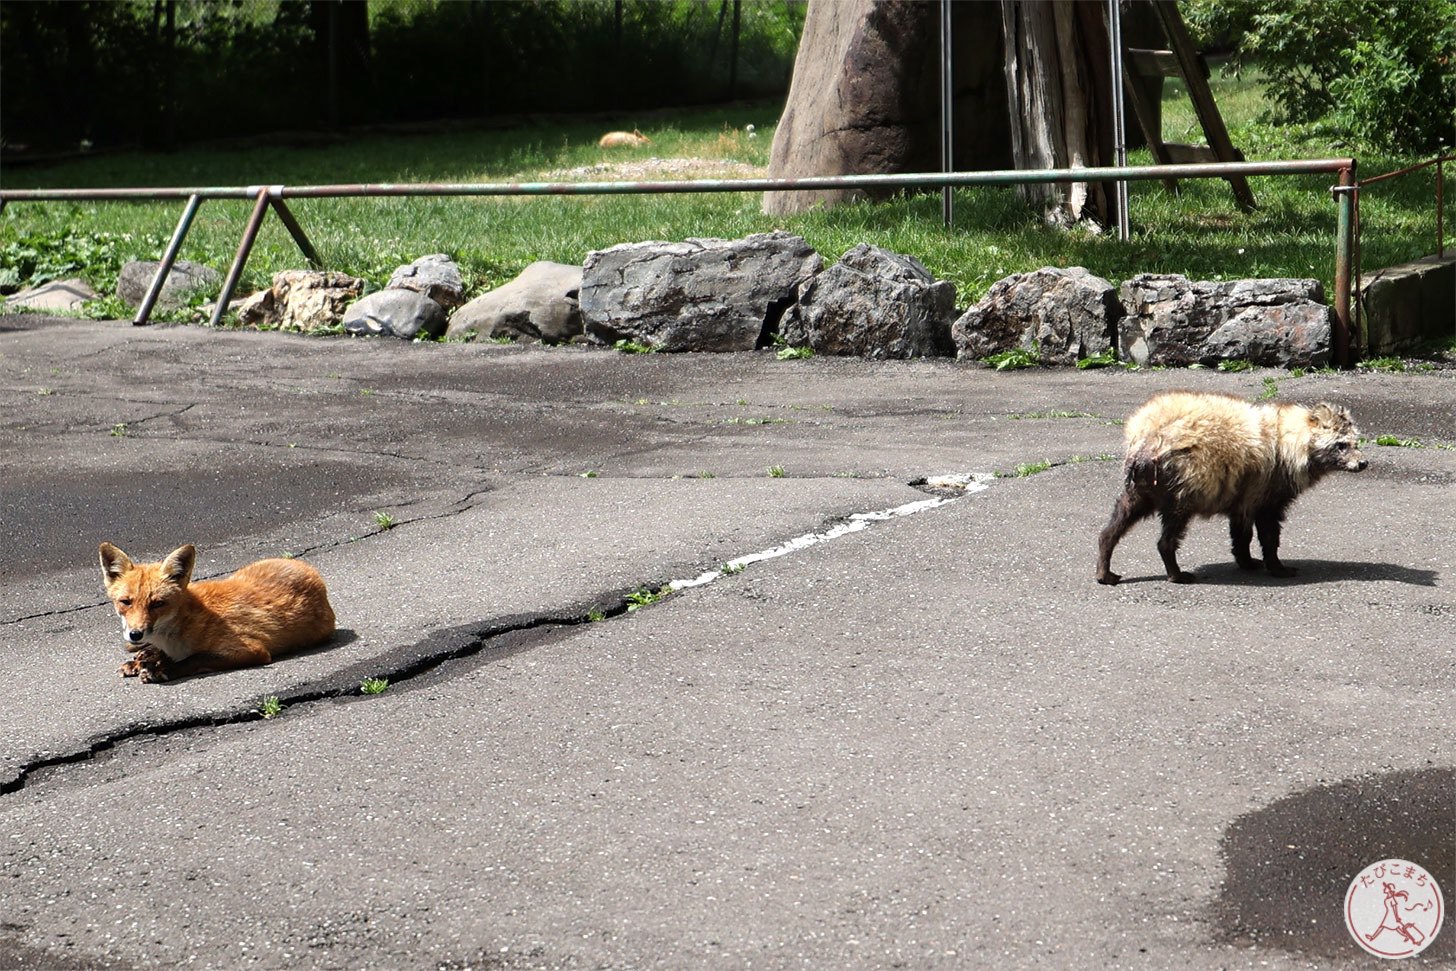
99,543,336,683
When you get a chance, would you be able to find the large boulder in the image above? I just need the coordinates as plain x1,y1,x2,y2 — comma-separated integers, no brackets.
116,259,221,311
343,289,448,340
237,270,365,332
579,231,822,352
1118,274,1332,368
446,261,584,344
387,253,465,309
762,1,1009,216
952,266,1120,363
780,244,955,359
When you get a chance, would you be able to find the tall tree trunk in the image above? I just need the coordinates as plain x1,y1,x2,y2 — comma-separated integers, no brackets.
999,0,1111,229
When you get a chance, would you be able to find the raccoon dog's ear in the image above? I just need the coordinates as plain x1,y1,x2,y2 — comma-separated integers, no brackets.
1310,402,1354,430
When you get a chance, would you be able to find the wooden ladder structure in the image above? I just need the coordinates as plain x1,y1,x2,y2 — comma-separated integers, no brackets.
1121,0,1256,212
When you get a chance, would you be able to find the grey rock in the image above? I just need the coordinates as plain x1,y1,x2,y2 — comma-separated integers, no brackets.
780,244,955,359
1119,273,1331,368
387,254,465,309
580,231,822,352
115,260,221,311
446,262,583,344
4,278,99,312
343,289,448,340
952,266,1120,363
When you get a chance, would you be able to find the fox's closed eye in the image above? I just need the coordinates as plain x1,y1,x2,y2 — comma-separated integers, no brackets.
118,597,133,606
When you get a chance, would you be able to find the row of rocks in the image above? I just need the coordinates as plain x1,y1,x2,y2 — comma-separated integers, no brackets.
98,232,1333,368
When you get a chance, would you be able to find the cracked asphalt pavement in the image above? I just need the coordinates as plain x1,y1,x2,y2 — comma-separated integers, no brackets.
1,314,1452,970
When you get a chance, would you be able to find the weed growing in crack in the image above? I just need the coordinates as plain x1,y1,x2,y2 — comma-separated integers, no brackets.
626,586,672,612
579,470,599,478
1003,460,1053,478
360,677,389,695
1374,435,1430,448
1216,359,1254,373
587,608,606,623
776,345,814,361
613,339,656,354
695,470,716,479
259,696,284,719
767,465,786,478
373,511,397,530
1259,376,1279,400
109,422,128,437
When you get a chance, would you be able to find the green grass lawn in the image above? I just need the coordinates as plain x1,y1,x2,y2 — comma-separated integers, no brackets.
0,68,1446,320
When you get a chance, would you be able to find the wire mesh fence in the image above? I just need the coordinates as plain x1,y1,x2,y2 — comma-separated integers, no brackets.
0,0,806,155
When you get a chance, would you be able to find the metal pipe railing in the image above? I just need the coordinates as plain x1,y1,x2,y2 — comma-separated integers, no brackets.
1,158,1360,360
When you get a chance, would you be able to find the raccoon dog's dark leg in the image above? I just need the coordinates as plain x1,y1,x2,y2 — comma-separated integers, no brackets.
1254,504,1297,577
1229,515,1261,569
1156,508,1196,583
1096,484,1155,585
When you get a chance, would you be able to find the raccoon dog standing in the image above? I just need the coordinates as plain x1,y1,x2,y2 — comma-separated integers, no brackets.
1096,391,1367,585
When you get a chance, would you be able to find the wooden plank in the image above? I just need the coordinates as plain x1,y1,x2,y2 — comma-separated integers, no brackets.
1126,48,1199,79
1151,0,1256,211
1121,64,1180,194
1162,143,1219,164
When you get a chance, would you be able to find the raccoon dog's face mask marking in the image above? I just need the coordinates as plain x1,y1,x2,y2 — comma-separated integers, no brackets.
1307,403,1367,474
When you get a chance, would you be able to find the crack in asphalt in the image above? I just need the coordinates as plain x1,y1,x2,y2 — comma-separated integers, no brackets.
1,477,994,798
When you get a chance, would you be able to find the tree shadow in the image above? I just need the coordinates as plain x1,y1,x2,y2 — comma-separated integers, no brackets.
1213,766,1455,959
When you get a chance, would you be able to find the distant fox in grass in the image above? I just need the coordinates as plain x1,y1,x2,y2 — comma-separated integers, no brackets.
99,543,335,683
1095,391,1367,585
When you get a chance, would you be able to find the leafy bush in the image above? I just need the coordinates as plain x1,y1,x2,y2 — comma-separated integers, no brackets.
1181,0,1455,154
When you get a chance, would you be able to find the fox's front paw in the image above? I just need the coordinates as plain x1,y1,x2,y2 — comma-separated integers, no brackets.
120,647,166,681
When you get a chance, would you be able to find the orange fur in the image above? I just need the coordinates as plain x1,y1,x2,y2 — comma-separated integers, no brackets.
598,129,650,148
99,543,336,683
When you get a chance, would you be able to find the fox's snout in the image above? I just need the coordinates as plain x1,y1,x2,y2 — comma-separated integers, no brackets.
123,626,149,648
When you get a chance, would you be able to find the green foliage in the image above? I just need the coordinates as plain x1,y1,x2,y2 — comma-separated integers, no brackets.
1,1,804,153
982,346,1041,370
1217,359,1254,373
766,465,786,478
373,511,397,530
1184,0,1456,153
359,677,389,695
0,228,155,292
1075,348,1119,370
775,345,814,360
613,339,657,355
259,696,284,719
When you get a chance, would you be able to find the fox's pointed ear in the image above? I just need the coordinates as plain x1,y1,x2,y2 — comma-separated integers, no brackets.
98,543,133,582
161,544,196,586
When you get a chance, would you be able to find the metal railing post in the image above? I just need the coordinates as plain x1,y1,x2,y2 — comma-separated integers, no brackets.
134,193,203,326
1332,163,1357,367
209,188,272,328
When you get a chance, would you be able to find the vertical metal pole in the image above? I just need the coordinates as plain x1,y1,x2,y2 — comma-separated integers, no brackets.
1332,164,1357,367
209,188,272,328
134,193,203,326
1438,158,1444,259
1107,0,1130,240
940,0,953,228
